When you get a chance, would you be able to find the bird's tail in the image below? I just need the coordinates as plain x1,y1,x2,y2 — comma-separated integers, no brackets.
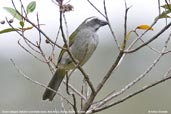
42,69,66,101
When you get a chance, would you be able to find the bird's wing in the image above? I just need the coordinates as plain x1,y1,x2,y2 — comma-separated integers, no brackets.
57,28,79,63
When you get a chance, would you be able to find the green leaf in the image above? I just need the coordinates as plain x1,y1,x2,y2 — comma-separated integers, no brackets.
26,1,36,14
155,10,171,20
161,4,171,10
0,28,19,34
120,31,132,49
19,21,25,28
3,7,22,21
126,31,132,40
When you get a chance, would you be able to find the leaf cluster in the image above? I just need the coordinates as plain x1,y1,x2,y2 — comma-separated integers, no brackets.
0,1,36,34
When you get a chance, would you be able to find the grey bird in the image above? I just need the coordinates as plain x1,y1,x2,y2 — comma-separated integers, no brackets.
43,16,108,101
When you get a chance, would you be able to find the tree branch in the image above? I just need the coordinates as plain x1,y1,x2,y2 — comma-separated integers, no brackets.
92,75,171,113
124,22,171,53
80,51,124,113
10,59,73,106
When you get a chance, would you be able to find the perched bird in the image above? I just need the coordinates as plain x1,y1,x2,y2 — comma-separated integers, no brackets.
43,16,108,101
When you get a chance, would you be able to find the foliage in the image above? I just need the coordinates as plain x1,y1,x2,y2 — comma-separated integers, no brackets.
0,1,36,34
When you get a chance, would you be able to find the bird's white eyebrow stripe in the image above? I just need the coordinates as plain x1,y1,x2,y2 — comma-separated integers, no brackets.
84,16,97,23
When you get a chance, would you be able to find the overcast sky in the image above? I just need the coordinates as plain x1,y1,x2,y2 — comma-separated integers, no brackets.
0,0,168,56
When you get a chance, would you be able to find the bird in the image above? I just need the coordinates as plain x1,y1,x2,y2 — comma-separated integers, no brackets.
42,16,108,101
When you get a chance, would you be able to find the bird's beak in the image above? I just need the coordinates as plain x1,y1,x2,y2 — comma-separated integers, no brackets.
100,20,108,26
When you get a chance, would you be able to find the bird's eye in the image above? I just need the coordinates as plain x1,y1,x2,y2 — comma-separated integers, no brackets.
92,18,100,24
94,19,99,22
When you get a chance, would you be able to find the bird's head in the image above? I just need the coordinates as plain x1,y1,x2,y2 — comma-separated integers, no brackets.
80,16,108,31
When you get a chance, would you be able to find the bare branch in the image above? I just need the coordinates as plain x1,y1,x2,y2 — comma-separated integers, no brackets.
18,40,46,63
92,75,171,113
123,2,132,50
87,0,106,18
10,59,73,105
81,51,124,113
93,45,165,109
19,0,28,19
36,13,42,46
124,22,171,53
11,0,65,50
103,0,120,49
60,96,67,114
138,37,160,54
6,18,40,52
72,94,78,114
63,80,87,101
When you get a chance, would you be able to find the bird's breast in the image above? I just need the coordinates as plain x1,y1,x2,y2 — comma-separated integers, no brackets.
71,33,99,65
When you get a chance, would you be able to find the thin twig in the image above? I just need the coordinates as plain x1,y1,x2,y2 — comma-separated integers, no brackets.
18,40,46,63
39,44,54,74
60,96,67,114
103,0,120,49
84,80,89,99
11,0,65,50
63,13,69,39
35,13,54,73
66,72,70,95
164,67,171,78
124,22,171,53
139,38,160,54
10,59,73,105
19,0,27,19
63,80,86,101
72,94,78,114
50,26,61,63
94,49,164,109
80,51,124,113
87,0,106,18
64,72,79,114
36,13,42,46
123,1,131,50
81,86,84,109
6,18,41,54
158,0,161,16
91,75,171,113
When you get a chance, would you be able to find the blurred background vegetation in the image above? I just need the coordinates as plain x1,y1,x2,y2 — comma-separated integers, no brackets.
0,0,171,114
